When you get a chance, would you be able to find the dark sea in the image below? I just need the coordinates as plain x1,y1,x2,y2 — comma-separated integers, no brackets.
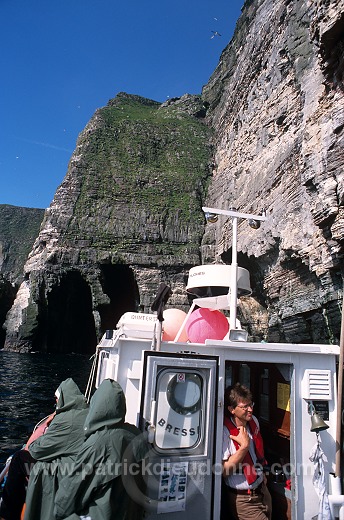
0,351,92,469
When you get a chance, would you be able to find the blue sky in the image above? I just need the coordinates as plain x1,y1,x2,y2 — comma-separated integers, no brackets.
0,0,244,209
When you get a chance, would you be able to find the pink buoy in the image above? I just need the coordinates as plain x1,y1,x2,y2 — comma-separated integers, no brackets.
162,308,189,342
186,308,229,344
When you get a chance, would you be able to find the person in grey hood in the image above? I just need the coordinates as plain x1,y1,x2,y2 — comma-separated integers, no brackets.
54,379,148,520
23,378,89,520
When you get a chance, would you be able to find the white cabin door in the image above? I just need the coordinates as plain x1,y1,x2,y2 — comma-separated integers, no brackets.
139,351,218,519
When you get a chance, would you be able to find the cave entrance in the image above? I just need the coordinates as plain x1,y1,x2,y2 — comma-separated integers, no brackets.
98,264,140,334
46,271,97,354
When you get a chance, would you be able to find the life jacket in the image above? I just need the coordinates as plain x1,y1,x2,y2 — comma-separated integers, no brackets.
224,415,266,486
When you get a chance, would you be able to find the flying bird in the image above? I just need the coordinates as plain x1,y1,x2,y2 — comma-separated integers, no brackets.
211,30,221,39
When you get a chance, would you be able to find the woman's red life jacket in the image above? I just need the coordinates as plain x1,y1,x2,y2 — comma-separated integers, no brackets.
224,415,266,485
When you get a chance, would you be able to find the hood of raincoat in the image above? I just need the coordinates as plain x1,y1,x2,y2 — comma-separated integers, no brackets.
84,379,126,437
55,378,88,413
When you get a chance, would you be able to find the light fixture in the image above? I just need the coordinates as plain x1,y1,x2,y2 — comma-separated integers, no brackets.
248,218,261,229
204,212,218,224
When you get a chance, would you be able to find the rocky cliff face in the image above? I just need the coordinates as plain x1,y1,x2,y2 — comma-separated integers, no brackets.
3,94,213,353
0,205,44,283
201,0,344,343
0,205,44,346
3,0,344,353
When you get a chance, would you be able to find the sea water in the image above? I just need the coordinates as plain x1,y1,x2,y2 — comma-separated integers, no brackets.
0,351,92,468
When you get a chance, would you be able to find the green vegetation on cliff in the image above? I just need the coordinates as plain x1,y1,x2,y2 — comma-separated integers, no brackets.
64,93,213,261
0,205,44,282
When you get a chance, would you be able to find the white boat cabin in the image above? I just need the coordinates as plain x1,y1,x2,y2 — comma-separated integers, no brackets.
91,261,344,520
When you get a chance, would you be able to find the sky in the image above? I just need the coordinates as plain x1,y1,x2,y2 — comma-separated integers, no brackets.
0,0,244,209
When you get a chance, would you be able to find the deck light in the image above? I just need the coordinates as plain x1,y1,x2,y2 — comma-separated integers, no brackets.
248,218,261,229
204,212,218,223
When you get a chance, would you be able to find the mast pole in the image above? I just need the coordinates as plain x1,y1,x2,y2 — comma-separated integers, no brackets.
335,289,344,477
229,215,238,330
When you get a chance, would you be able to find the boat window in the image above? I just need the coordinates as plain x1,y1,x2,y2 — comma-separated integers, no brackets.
167,374,202,415
260,368,270,421
225,364,233,388
239,363,251,388
154,370,203,450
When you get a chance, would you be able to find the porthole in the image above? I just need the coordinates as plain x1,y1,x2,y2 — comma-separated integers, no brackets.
166,373,202,415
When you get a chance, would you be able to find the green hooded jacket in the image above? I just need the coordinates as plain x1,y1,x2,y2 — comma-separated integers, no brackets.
24,378,89,520
54,379,148,520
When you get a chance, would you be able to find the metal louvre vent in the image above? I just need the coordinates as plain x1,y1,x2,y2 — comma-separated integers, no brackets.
302,369,332,400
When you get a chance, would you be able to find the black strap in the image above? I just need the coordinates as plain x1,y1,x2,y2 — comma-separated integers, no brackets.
151,283,172,321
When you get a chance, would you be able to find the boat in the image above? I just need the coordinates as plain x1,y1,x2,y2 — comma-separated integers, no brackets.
84,207,344,520
1,206,343,519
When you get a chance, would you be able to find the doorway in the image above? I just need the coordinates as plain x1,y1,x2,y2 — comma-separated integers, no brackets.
223,360,292,520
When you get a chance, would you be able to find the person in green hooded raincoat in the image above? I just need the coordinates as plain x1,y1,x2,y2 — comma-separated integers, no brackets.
54,379,148,520
23,378,89,520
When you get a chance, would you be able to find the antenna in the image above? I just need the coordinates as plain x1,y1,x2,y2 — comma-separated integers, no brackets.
202,206,267,332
